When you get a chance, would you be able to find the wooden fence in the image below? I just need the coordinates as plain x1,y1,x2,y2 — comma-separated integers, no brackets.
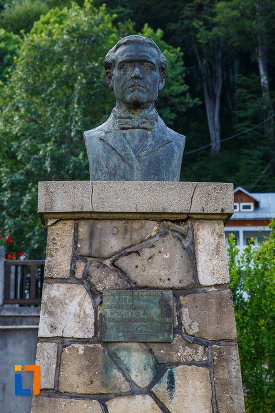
3,260,45,306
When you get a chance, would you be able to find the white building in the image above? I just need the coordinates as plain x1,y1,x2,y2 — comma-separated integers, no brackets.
224,186,275,253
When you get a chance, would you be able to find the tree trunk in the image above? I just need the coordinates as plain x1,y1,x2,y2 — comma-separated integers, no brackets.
255,1,274,135
226,56,239,125
195,46,223,155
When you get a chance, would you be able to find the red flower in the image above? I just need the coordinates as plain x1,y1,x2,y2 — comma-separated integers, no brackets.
6,236,12,244
0,235,2,238
12,254,16,259
7,254,12,259
18,252,23,257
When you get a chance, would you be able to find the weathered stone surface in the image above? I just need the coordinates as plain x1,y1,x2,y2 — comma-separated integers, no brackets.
212,345,245,412
35,342,58,389
74,260,86,279
194,220,229,286
173,300,178,328
32,397,102,413
78,220,158,257
59,344,131,394
109,343,157,388
115,234,194,289
152,365,212,413
107,395,162,413
39,283,94,338
38,181,233,219
87,260,130,291
44,220,74,278
190,182,234,215
149,334,208,363
180,290,237,340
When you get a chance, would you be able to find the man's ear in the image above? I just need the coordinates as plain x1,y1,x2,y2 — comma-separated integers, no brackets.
158,69,166,91
105,69,113,90
159,77,165,91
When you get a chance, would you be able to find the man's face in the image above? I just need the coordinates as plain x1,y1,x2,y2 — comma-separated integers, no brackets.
110,43,164,110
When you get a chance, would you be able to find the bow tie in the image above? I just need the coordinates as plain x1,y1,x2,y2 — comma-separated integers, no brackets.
113,110,158,131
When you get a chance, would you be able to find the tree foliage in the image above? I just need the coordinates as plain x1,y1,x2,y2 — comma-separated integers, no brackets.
0,1,194,258
0,28,21,83
0,0,50,34
228,221,275,412
94,0,275,190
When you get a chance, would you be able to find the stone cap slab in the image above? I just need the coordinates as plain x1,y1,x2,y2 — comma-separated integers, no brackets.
38,181,233,224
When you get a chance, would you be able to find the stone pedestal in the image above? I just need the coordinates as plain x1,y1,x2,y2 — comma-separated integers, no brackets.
32,181,245,413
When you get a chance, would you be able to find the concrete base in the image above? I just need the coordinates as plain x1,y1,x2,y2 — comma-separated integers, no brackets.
0,308,39,413
32,181,245,413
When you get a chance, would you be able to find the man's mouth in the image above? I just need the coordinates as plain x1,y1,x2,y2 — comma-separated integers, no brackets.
128,84,146,91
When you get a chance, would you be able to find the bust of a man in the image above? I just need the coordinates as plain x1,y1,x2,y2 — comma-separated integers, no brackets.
84,35,185,181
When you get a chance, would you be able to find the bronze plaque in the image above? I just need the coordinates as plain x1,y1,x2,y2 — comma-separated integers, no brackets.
102,290,173,342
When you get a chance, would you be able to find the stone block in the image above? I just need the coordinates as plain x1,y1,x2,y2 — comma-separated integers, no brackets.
152,365,212,413
87,260,130,291
189,182,233,215
44,220,74,278
38,181,233,218
32,397,102,413
74,260,86,279
59,344,131,394
180,290,237,340
107,395,162,413
115,234,194,289
149,334,208,363
35,342,58,389
109,343,157,388
212,345,245,412
78,220,158,257
194,220,229,286
39,283,94,338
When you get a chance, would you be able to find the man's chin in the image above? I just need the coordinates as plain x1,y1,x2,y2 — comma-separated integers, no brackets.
125,94,149,108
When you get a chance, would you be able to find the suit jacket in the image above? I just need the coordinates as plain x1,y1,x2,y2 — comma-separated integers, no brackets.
84,110,185,181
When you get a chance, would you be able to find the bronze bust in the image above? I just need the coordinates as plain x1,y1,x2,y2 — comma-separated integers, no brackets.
84,35,185,181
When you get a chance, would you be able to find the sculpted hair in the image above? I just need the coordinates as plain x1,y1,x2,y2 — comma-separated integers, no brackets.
104,35,167,86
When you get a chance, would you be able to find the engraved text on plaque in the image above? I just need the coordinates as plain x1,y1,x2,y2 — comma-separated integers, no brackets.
102,290,173,342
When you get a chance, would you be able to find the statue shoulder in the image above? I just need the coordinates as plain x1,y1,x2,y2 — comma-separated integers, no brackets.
84,120,108,142
167,126,186,147
158,116,186,147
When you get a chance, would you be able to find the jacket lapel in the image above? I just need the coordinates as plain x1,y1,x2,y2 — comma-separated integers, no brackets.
99,114,173,169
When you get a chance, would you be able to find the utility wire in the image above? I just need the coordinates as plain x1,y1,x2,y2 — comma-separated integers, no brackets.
183,113,275,155
249,156,275,192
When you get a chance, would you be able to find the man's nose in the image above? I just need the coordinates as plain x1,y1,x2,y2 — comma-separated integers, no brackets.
131,63,142,79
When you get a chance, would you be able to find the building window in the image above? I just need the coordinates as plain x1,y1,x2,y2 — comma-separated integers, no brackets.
244,231,270,246
225,231,239,245
240,202,254,211
234,203,239,211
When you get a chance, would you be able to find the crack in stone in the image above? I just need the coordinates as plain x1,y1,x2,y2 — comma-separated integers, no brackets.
46,218,61,227
108,234,162,263
104,346,139,392
208,347,219,413
189,182,198,213
169,225,198,289
91,182,93,209
39,390,136,401
54,342,63,392
70,222,79,279
100,402,109,413
149,391,171,413
108,262,134,288
180,331,237,347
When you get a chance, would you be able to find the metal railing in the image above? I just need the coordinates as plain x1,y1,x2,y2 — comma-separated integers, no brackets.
3,260,45,306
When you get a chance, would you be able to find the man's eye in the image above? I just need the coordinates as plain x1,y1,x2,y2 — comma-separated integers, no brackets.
119,62,134,71
141,63,155,72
